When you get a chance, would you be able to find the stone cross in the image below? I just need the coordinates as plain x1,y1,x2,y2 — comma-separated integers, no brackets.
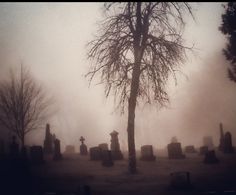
80,136,85,145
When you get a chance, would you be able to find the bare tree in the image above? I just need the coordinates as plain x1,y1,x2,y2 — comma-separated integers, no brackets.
0,65,52,148
87,2,194,173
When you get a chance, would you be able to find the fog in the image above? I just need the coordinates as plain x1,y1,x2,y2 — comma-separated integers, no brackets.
0,2,235,151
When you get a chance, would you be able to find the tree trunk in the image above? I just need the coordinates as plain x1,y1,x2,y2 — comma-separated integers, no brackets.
127,2,142,174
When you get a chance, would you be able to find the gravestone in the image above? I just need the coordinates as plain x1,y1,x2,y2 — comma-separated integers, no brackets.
203,136,214,150
110,130,123,160
80,136,88,155
43,123,53,154
224,132,234,153
0,139,5,157
98,143,109,151
9,136,19,159
140,145,156,161
53,138,62,161
64,145,75,154
218,123,224,151
90,146,101,160
199,146,208,155
185,145,197,153
167,142,185,159
204,150,219,164
30,146,44,164
101,150,114,167
170,171,192,190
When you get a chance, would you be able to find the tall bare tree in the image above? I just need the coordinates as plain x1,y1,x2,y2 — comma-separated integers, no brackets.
0,65,51,148
87,2,193,173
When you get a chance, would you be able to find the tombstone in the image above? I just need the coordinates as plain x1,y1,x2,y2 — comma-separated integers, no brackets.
167,142,185,159
171,136,178,143
203,136,214,150
0,139,5,157
9,136,19,159
218,123,225,151
224,132,234,153
20,146,29,162
110,131,123,160
204,150,219,164
170,171,192,190
101,150,114,167
185,145,197,153
53,138,62,161
80,136,88,155
199,146,208,155
140,145,156,161
30,146,44,164
98,143,109,151
43,123,53,154
64,145,75,154
89,146,101,160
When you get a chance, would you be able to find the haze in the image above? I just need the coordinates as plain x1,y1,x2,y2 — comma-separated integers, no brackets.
0,2,235,151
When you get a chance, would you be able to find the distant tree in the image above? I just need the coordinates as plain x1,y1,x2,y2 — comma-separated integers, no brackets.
219,2,236,82
0,65,52,148
87,2,193,173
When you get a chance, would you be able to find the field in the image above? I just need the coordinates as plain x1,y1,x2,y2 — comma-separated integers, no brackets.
24,150,236,195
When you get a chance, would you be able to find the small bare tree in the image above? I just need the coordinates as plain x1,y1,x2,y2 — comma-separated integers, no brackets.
87,2,194,173
0,65,51,148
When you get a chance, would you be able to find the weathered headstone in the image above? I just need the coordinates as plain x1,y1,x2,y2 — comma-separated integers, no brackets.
80,136,88,155
167,142,185,159
204,150,219,164
140,145,156,161
90,146,101,160
101,150,114,167
170,171,192,190
185,145,197,153
199,146,208,155
64,145,75,154
43,123,53,154
98,143,109,151
9,136,19,159
110,130,123,160
30,146,44,164
224,132,234,153
218,123,224,151
53,138,62,161
203,136,214,150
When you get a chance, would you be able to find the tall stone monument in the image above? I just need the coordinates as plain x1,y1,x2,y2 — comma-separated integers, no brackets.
80,136,88,155
224,132,234,153
218,123,224,151
110,130,123,160
43,123,53,154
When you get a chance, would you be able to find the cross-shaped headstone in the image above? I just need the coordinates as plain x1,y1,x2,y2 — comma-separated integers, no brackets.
80,136,85,144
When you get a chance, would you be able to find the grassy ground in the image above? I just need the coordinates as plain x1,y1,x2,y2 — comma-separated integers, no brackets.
28,151,236,195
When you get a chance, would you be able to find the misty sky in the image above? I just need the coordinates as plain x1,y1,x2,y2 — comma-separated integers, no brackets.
0,2,235,151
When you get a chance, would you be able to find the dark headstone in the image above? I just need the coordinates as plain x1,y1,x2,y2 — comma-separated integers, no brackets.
0,139,5,158
199,146,208,155
43,123,53,154
9,136,19,159
167,142,185,159
185,145,197,153
140,145,156,161
53,139,62,161
101,150,114,167
204,150,219,164
224,132,234,153
30,146,44,164
170,171,192,190
64,145,75,154
110,131,123,160
90,146,101,160
80,136,88,155
219,123,224,151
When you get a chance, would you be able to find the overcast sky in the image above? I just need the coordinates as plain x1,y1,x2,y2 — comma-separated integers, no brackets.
0,2,235,151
